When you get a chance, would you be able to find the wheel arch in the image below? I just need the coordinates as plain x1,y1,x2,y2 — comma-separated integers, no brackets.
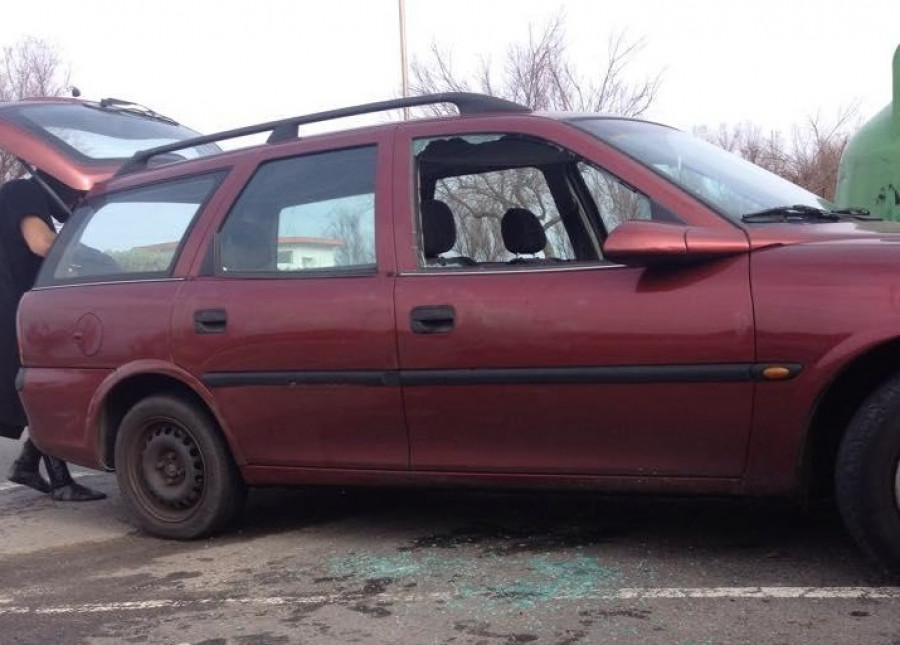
90,362,245,470
801,337,900,498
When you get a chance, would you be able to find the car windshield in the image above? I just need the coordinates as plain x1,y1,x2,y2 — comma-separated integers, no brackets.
1,102,219,161
569,118,830,222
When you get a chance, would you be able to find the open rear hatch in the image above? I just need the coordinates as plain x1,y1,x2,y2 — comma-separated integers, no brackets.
0,98,217,194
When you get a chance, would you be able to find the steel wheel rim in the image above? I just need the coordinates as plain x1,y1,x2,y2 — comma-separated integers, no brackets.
133,420,205,522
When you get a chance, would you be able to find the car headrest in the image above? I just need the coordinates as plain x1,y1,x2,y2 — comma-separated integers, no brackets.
501,208,546,255
421,199,456,257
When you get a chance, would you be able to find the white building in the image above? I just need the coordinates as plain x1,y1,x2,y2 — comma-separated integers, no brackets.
276,236,343,270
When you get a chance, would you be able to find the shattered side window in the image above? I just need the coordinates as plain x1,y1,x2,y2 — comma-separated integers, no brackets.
414,134,578,266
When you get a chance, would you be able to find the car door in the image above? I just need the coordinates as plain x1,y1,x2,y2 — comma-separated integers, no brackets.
392,118,755,479
171,131,408,470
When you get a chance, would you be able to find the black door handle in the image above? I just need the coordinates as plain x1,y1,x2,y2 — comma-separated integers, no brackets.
194,308,228,334
410,305,455,334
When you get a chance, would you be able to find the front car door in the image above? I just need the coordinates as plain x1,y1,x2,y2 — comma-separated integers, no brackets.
392,117,754,483
172,130,407,473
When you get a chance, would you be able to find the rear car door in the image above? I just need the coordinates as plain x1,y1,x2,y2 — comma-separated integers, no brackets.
20,171,226,465
171,130,408,471
392,118,755,480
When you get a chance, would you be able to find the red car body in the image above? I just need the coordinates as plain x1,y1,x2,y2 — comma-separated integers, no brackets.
4,94,900,569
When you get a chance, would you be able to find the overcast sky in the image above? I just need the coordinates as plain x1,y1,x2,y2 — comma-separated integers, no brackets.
1,0,897,137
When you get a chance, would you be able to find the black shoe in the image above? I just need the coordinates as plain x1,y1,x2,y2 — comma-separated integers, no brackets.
8,439,50,493
8,465,51,493
44,455,106,502
50,481,107,502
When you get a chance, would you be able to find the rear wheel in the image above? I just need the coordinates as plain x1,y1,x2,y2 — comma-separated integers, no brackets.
115,394,245,539
835,374,900,573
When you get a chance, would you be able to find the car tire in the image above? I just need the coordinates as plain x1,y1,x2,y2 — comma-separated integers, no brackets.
115,394,246,540
835,374,900,573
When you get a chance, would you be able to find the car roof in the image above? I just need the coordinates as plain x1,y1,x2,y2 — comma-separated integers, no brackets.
111,97,675,184
114,92,534,177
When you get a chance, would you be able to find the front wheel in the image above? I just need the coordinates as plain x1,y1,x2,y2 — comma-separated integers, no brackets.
115,394,245,539
835,375,900,573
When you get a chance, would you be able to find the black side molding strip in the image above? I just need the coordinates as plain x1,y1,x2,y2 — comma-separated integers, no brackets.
202,363,802,388
203,371,400,388
401,364,755,386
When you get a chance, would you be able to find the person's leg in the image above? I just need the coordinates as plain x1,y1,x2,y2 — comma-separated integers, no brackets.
8,438,50,493
43,455,106,502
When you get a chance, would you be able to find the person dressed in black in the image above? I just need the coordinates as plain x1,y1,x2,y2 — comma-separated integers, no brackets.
0,174,105,501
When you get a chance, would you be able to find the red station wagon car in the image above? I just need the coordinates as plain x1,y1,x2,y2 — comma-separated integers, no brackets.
5,93,900,572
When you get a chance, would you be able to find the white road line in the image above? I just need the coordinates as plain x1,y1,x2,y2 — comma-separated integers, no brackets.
0,472,104,493
614,586,900,599
1,587,899,615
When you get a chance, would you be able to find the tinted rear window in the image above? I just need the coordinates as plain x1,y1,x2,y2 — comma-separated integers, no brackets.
0,103,219,162
38,171,226,286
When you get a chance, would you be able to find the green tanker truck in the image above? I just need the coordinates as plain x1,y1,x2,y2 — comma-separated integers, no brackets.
835,45,900,219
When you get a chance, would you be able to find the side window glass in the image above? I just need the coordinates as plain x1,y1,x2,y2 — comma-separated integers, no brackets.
416,135,578,267
577,162,652,233
51,172,223,281
219,146,376,274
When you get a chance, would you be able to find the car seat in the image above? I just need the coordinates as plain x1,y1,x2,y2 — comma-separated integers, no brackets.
220,220,274,271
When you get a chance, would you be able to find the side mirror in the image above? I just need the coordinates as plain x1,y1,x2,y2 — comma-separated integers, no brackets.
603,220,748,267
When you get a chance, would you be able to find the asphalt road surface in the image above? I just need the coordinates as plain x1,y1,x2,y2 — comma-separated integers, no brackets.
1,439,898,645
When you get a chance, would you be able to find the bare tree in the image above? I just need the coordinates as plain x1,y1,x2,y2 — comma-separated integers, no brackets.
325,205,376,266
0,37,71,181
785,109,859,200
694,105,859,201
411,14,660,116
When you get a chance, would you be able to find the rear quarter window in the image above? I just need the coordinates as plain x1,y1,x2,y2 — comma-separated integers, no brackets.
39,171,225,286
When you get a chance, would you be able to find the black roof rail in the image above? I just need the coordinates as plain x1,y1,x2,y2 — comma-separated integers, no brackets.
115,93,530,176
